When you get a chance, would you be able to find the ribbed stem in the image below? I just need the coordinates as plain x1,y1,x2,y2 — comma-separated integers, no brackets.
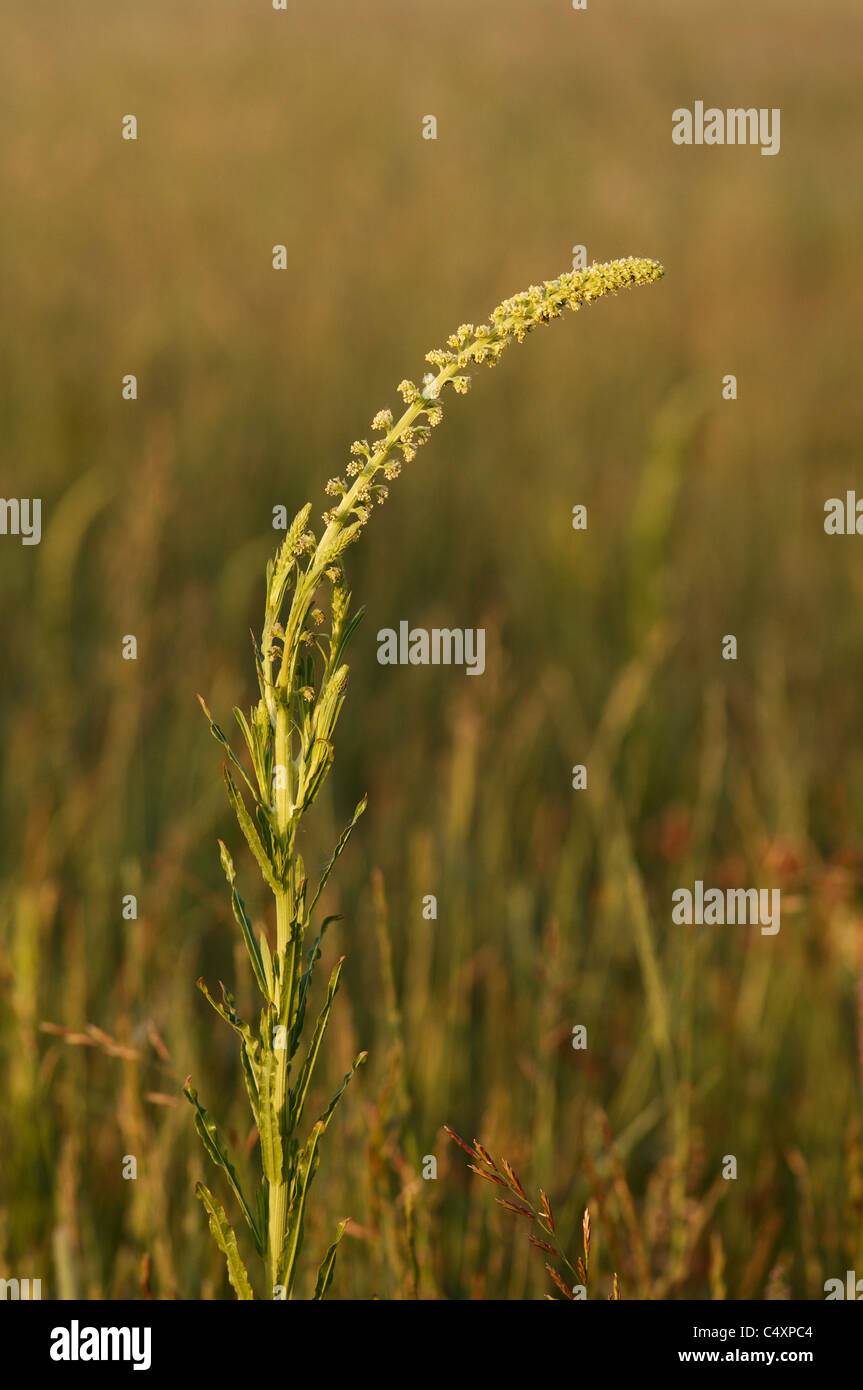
268,703,294,1292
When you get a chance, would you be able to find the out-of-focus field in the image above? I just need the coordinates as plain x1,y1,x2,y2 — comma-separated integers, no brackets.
2,0,863,1299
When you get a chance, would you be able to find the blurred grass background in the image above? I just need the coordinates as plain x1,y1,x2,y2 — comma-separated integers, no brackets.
1,0,863,1299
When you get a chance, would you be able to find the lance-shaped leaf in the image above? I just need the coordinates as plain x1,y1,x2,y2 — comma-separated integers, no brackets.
184,1082,262,1255
318,1049,368,1130
223,765,281,893
277,1049,364,1291
294,862,308,931
255,1186,268,1257
294,738,336,818
234,704,271,804
276,1119,325,1291
325,603,361,678
198,695,259,801
296,916,342,1041
313,1218,351,1301
307,796,367,921
196,978,261,1121
195,1182,255,1301
217,841,269,999
290,957,345,1130
310,664,349,752
259,929,275,999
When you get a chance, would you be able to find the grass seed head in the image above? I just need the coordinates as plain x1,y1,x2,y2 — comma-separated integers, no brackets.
472,1139,498,1170
501,1158,527,1200
546,1264,574,1300
496,1198,535,1221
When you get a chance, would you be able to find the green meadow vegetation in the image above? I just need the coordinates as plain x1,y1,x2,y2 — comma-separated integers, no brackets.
1,0,863,1300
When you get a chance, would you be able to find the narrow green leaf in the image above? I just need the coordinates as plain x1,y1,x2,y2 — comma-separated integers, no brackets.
259,929,275,999
239,1043,261,1126
330,604,365,674
294,915,343,1044
313,1218,351,1301
223,765,281,892
196,978,262,1121
255,1186,268,1259
277,1119,325,1290
234,705,270,803
197,977,259,1069
198,695,259,801
290,958,344,1129
307,796,367,921
195,1183,255,1300
318,1049,368,1130
311,664,349,746
295,737,336,815
184,1083,262,1254
217,840,269,998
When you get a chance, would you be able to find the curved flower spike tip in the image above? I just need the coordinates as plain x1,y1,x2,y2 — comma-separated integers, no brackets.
311,256,664,579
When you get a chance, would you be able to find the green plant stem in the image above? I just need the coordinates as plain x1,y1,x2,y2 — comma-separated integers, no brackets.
268,701,295,1291
266,432,394,1289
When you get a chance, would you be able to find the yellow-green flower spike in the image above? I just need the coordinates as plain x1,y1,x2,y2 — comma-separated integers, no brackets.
305,257,664,596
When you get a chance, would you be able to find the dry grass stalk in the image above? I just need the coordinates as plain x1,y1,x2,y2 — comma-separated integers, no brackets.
444,1126,622,1300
